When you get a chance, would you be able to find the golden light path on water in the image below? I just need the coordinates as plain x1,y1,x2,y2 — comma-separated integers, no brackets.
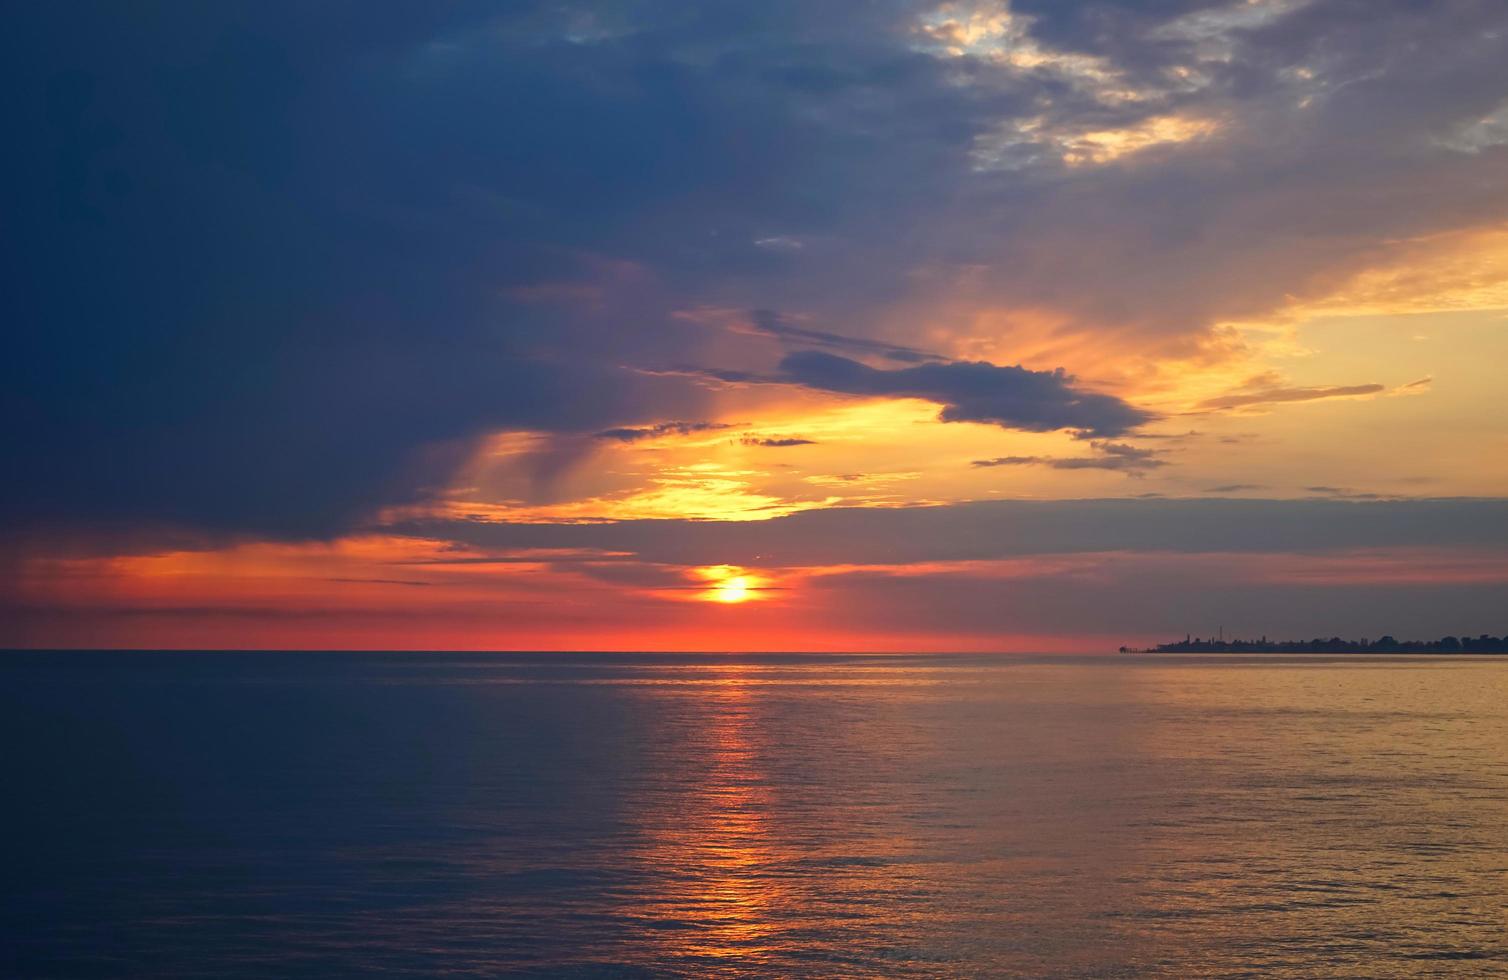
445,655,1508,975
6,653,1507,976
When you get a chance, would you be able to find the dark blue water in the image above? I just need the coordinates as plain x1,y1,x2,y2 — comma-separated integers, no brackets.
3,652,1506,977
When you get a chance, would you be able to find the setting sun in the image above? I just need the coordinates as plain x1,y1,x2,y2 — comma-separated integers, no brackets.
713,576,752,603
693,566,768,604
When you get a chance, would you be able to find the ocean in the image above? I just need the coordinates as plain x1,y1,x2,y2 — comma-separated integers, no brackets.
3,652,1505,977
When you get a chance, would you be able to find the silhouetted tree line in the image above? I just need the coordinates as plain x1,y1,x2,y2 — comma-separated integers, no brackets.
1123,634,1508,654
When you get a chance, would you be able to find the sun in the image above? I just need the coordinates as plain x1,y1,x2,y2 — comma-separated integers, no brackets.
692,565,769,604
713,575,752,603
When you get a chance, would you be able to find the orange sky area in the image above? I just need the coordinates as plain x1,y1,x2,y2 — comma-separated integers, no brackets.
8,533,1506,652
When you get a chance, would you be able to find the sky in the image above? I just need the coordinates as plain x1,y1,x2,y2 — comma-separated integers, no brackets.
4,0,1508,651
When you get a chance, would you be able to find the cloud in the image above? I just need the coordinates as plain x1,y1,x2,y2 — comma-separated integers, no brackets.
753,236,805,252
742,310,939,363
326,577,433,588
1198,383,1386,411
1192,372,1430,416
973,440,1167,475
1304,486,1386,501
937,0,1508,342
1206,484,1268,494
596,421,735,443
740,436,817,447
1133,430,1201,442
779,351,1154,437
5,2,744,537
803,471,919,487
395,498,1508,570
7,0,1508,544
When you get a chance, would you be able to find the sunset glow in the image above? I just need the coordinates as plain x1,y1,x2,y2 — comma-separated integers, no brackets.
4,0,1506,653
713,577,752,604
694,566,767,605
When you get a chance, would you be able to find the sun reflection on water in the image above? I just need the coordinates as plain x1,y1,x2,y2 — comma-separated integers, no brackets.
636,670,787,963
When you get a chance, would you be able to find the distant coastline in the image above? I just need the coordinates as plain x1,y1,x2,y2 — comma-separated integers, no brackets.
1123,634,1508,654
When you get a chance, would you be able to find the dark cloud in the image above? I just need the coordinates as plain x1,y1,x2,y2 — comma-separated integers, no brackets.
1206,484,1268,494
1304,486,1386,501
740,436,817,447
4,1,736,537
779,351,1154,437
596,421,735,443
743,309,939,363
326,578,433,588
6,1,1006,538
396,498,1508,569
957,1,1508,340
5,0,1507,541
974,441,1166,474
1131,430,1201,442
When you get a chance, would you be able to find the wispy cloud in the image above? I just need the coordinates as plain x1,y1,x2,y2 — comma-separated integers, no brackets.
741,309,940,363
1304,486,1387,501
1198,383,1385,411
740,436,817,447
973,441,1166,475
594,421,736,443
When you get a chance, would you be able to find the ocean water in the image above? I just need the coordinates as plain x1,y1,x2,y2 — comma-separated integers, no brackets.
2,653,1506,978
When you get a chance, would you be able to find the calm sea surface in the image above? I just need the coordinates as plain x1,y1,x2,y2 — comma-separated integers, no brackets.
3,652,1506,978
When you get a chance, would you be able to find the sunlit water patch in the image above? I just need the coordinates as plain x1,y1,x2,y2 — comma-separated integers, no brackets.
3,653,1505,977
